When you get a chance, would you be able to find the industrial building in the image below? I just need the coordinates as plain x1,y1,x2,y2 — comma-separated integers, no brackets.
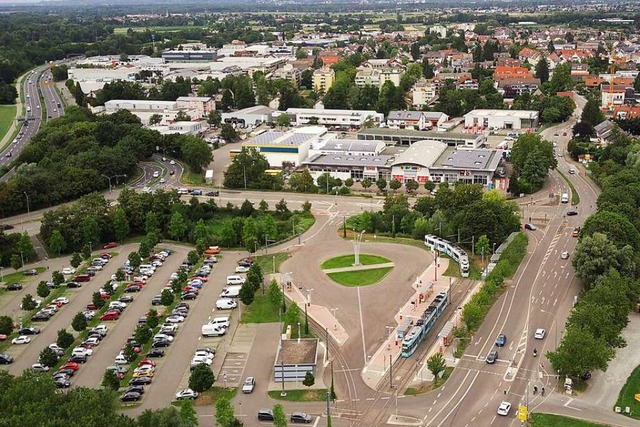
162,49,217,62
286,106,384,128
464,109,539,130
241,127,327,168
357,128,485,149
221,105,276,127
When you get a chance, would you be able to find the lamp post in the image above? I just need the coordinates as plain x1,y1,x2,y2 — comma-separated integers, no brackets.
353,230,365,266
306,288,313,306
493,242,496,255
101,174,126,194
297,322,301,343
23,192,30,231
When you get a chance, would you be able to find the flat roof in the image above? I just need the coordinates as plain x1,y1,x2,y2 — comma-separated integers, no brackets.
245,131,317,147
321,139,382,153
432,147,503,171
287,108,380,117
222,105,275,116
358,127,482,141
391,140,448,168
304,153,395,168
277,339,318,365
465,109,539,119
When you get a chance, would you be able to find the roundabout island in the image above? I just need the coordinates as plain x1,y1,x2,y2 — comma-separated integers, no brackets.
320,253,394,286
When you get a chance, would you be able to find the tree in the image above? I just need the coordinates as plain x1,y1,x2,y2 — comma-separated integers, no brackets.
92,292,105,309
182,136,213,174
302,371,315,387
427,352,447,385
147,309,159,329
10,254,21,270
362,178,372,189
276,114,291,127
187,250,200,266
284,301,301,329
267,279,283,307
161,288,174,306
534,57,550,84
48,229,66,256
39,347,59,368
302,200,312,213
112,207,130,243
81,216,100,250
389,179,402,191
405,179,419,192
37,281,50,298
135,326,153,344
128,251,141,270
70,253,82,268
54,270,65,286
581,210,640,250
288,169,316,193
259,199,269,212
168,212,188,241
207,110,222,127
581,97,605,126
149,113,162,125
220,124,238,143
476,235,491,261
547,325,615,379
546,63,574,95
123,342,137,363
56,329,74,349
572,233,635,288
215,396,236,427
376,178,387,192
189,364,215,392
275,199,289,216
344,178,354,188
239,282,255,306
72,312,88,332
21,294,37,311
0,315,13,335
0,81,18,104
272,404,287,427
102,369,121,391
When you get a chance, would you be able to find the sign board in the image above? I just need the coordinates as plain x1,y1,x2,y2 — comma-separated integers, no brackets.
517,404,528,421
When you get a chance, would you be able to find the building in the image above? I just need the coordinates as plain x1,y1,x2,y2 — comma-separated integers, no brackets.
387,111,429,130
601,85,629,109
312,68,335,94
104,100,176,113
164,121,204,135
412,78,439,108
162,49,217,63
496,77,541,98
286,106,384,128
242,127,327,168
355,69,381,87
176,96,215,118
273,338,318,383
423,112,449,128
379,68,404,88
464,109,539,130
270,65,302,87
221,105,276,127
357,128,485,149
311,138,386,157
429,146,503,186
390,141,448,184
302,152,395,182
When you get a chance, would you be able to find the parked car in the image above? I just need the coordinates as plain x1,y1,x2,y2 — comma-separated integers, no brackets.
216,299,237,310
524,223,536,231
235,265,250,274
6,283,22,291
290,412,313,423
62,267,76,275
120,391,142,402
12,335,31,345
54,378,71,389
203,246,221,255
175,388,199,400
129,377,152,386
23,269,38,276
0,353,15,364
258,409,274,421
146,349,165,358
31,312,51,322
242,377,256,394
102,242,117,249
19,327,40,335
566,210,578,216
67,282,81,288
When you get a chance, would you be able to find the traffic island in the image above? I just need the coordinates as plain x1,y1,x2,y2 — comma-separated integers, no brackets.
321,254,394,287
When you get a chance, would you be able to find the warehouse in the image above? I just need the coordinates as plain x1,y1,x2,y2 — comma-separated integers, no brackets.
357,128,485,149
464,109,539,130
242,127,327,168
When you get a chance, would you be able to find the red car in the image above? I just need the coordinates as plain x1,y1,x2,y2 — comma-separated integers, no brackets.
100,311,119,321
190,276,208,282
61,362,79,371
86,303,99,310
99,252,113,259
102,242,117,249
0,334,7,341
138,359,157,367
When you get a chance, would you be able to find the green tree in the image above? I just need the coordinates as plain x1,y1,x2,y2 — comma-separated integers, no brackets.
147,309,160,329
39,347,59,368
10,254,21,270
123,342,137,363
427,351,447,385
276,114,291,127
239,282,255,306
272,404,287,427
128,251,141,269
546,63,574,95
187,250,200,266
48,229,66,256
181,136,213,174
21,294,37,311
37,281,50,298
284,301,301,329
168,212,188,241
71,311,88,332
534,57,549,84
220,124,238,143
113,207,130,242
259,199,269,212
267,279,283,307
405,179,419,192
288,169,316,193
547,325,615,380
161,288,174,306
102,369,121,391
362,178,372,189
149,113,163,125
135,326,153,344
462,302,483,332
81,216,100,249
581,97,606,126
0,315,14,335
207,110,222,127
92,292,105,309
56,329,74,349
215,396,236,427
376,178,387,192
189,364,215,392
476,235,491,260
180,400,199,425
70,253,82,268
389,179,402,191
302,371,315,387
572,233,635,288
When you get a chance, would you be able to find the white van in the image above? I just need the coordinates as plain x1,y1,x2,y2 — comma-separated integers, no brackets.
209,316,230,329
177,188,189,195
139,264,155,272
220,285,241,298
201,323,226,337
561,193,569,204
226,275,246,286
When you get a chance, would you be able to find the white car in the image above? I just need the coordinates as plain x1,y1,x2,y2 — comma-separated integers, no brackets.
170,160,176,165
109,301,126,309
54,297,69,305
153,171,160,178
12,335,31,345
153,333,174,342
83,336,100,346
62,267,76,275
235,265,250,274
216,299,237,310
159,178,166,184
72,347,93,357
497,401,511,416
176,388,199,400
560,251,569,260
31,363,50,372
534,328,546,340
48,343,64,355
193,350,215,360
242,376,256,394
166,315,185,323
191,355,213,366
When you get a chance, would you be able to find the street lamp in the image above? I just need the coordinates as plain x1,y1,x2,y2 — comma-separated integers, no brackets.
23,192,30,231
306,288,313,306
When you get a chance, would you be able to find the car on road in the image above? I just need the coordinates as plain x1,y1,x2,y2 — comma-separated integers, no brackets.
205,191,219,197
257,409,274,421
242,377,256,394
290,412,312,423
62,267,76,275
216,299,237,310
6,283,22,291
486,350,498,364
120,391,142,402
0,354,15,364
534,328,546,339
497,401,511,416
12,335,31,345
572,227,580,237
146,349,165,358
495,334,507,347
561,251,570,260
102,242,117,249
31,363,50,373
566,210,578,216
568,168,576,174
19,327,40,335
175,388,199,400
524,223,536,231
23,269,38,276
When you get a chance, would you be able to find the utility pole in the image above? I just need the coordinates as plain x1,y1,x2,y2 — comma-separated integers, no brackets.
23,192,30,231
389,354,393,388
343,216,347,238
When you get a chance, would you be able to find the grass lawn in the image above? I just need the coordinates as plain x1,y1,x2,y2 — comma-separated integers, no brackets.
255,253,291,275
180,166,205,185
0,105,16,146
615,364,640,420
267,388,328,401
170,387,237,407
405,366,454,395
529,413,613,427
327,267,392,286
321,254,390,270
241,291,281,324
1,267,47,285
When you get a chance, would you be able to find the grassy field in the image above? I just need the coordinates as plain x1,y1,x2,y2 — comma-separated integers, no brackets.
240,291,281,324
267,388,328,402
529,413,613,427
255,253,291,275
113,26,202,34
321,254,390,269
0,105,16,146
615,364,640,420
1,267,47,285
327,267,392,286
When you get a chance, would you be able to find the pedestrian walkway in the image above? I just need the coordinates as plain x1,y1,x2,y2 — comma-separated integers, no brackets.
321,262,395,274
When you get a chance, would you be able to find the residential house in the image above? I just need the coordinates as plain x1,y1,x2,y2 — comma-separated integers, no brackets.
387,111,429,130
497,77,541,98
270,65,302,87
613,105,640,120
312,68,335,94
175,96,215,118
412,78,439,108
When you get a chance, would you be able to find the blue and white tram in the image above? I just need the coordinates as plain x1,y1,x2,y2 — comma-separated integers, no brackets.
424,234,471,278
401,291,450,357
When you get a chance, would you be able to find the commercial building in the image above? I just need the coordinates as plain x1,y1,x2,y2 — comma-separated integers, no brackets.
221,105,276,127
302,152,395,182
312,68,335,93
242,127,327,168
390,141,448,184
429,146,503,186
357,128,485,149
286,106,384,128
104,100,176,113
387,111,429,130
464,109,539,130
273,338,318,383
176,96,215,118
162,49,217,63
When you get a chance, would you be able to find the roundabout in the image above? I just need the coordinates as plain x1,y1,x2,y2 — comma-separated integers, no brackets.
321,254,394,286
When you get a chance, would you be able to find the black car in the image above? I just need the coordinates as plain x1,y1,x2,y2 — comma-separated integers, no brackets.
68,355,87,364
54,378,71,389
0,224,14,231
0,353,14,365
172,309,188,317
55,368,75,377
181,292,197,300
125,385,145,395
290,413,312,424
486,350,498,364
118,295,134,303
205,191,219,197
146,349,165,358
151,296,162,306
258,409,274,421
581,371,592,381
151,339,171,348
19,327,40,335
67,281,81,288
6,283,22,291
124,285,141,293
129,377,152,386
175,302,190,311
31,312,51,322
23,269,38,276
120,391,142,402
566,210,578,216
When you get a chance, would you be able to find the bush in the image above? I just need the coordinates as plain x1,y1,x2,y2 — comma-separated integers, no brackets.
102,369,120,391
0,316,13,335
21,294,37,311
71,312,88,332
37,281,50,298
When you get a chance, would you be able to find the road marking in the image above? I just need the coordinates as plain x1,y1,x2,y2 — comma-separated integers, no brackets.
357,287,367,365
425,370,477,425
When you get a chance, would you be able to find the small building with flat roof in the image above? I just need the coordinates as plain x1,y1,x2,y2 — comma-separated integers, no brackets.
429,146,504,185
357,128,485,149
273,338,319,382
302,152,395,182
464,109,539,130
390,140,448,184
221,105,276,127
242,127,328,168
312,138,386,157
